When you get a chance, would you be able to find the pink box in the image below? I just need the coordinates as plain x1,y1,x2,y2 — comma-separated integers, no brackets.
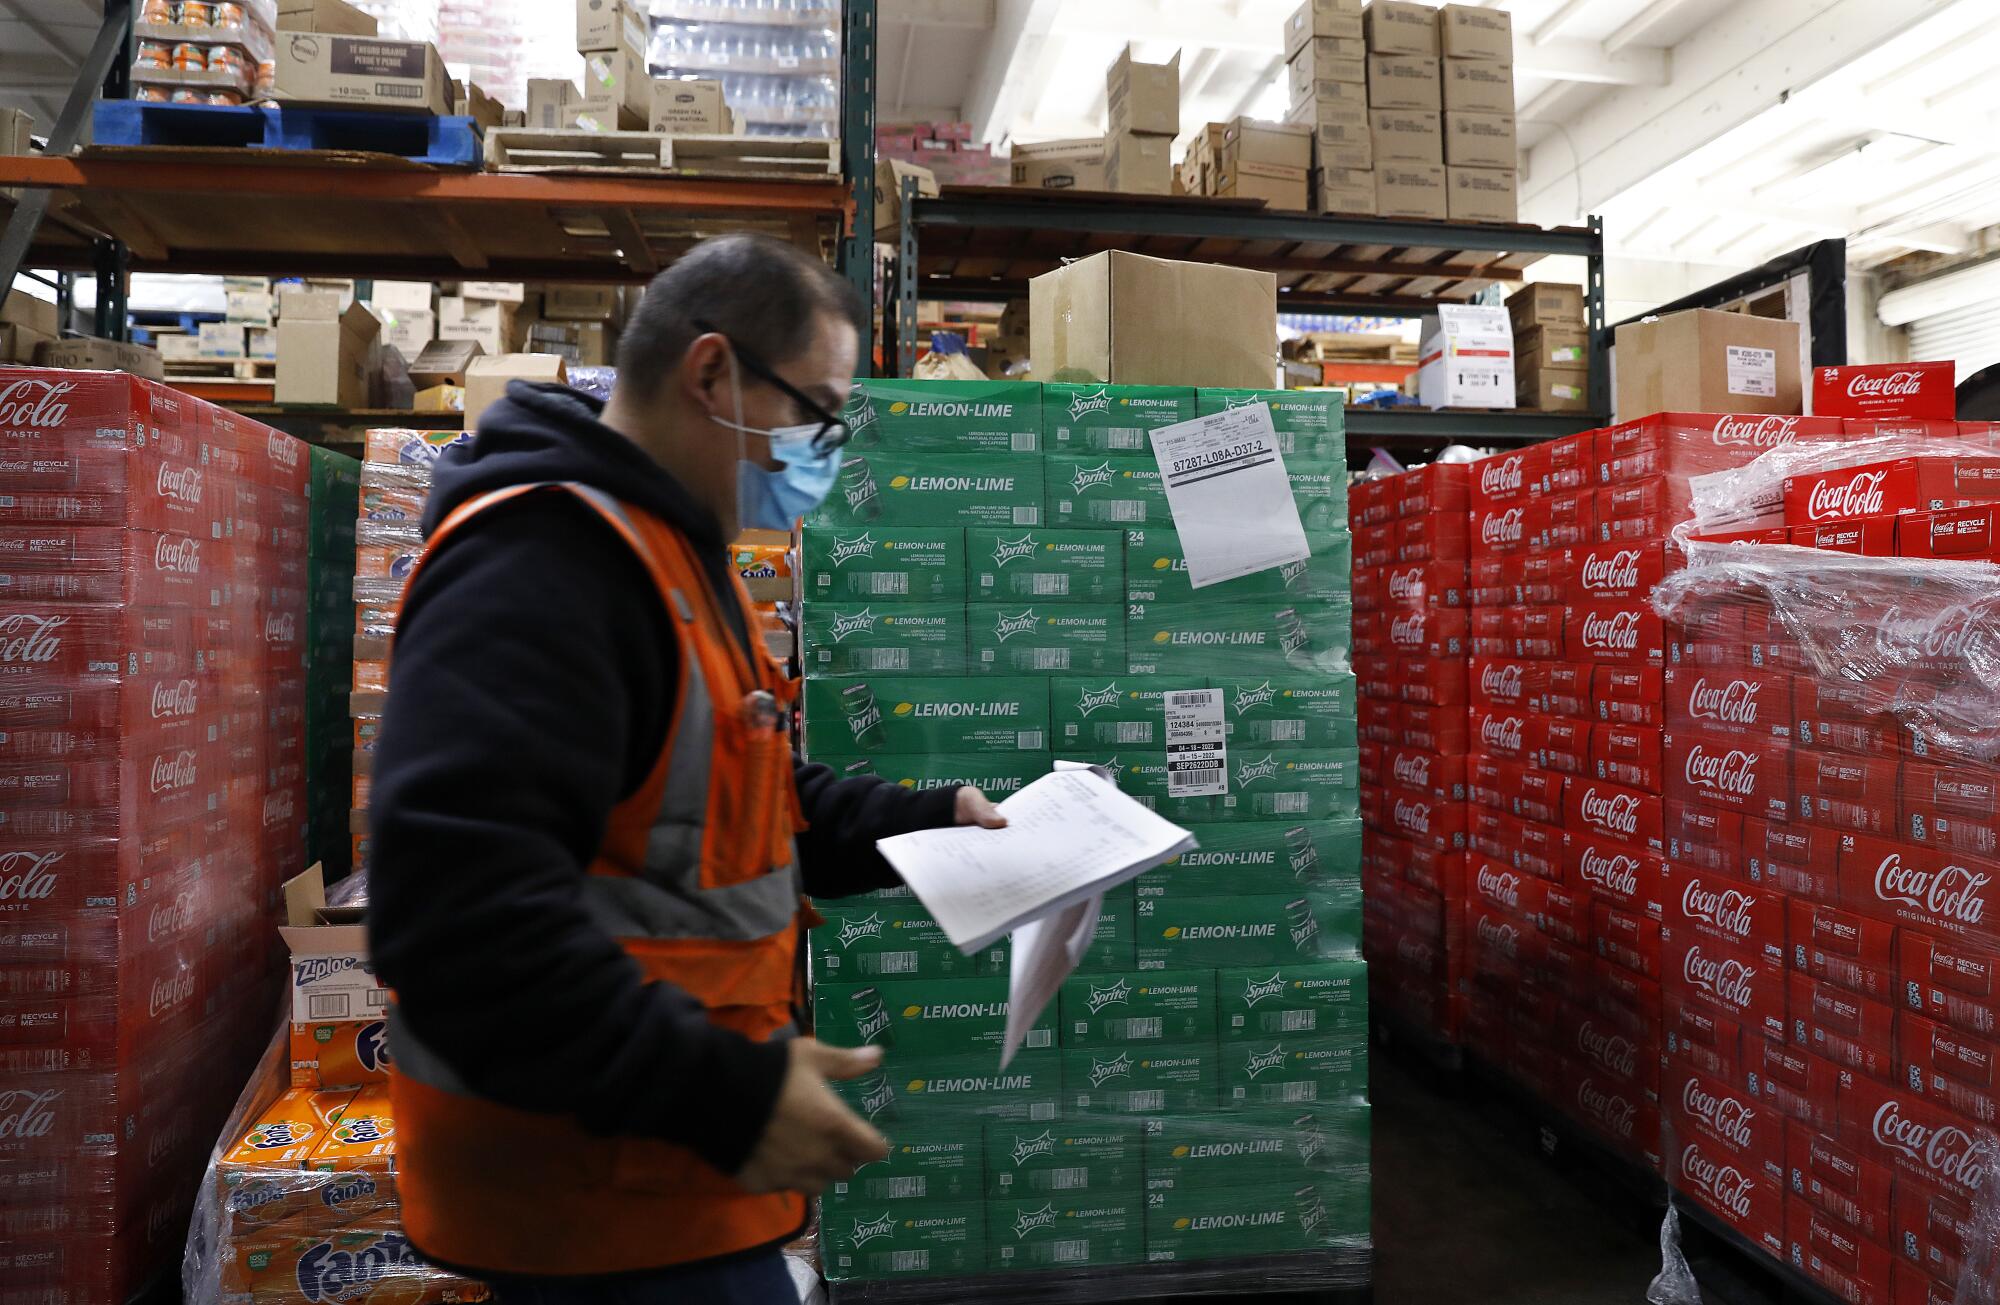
1812,362,1956,420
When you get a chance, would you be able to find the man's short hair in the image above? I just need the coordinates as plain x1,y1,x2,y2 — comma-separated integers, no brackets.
615,233,858,397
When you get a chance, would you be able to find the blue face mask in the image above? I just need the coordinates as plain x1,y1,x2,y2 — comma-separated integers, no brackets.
714,346,844,530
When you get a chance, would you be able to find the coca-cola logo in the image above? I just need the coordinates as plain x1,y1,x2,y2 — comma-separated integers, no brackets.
1876,604,1988,662
1682,878,1758,939
1579,550,1642,594
1580,610,1642,651
146,1109,191,1169
148,749,199,795
148,887,198,943
1480,663,1523,699
1712,414,1801,449
155,462,204,506
266,611,297,644
267,429,301,470
1475,913,1519,959
1578,1021,1638,1078
1576,1080,1637,1137
1396,935,1435,970
0,1087,59,1139
1683,1078,1756,1148
1580,787,1641,836
1848,370,1926,398
153,535,200,575
1686,677,1760,725
264,788,296,827
1481,508,1524,546
1476,864,1520,909
0,614,65,664
1806,469,1887,522
1392,798,1432,835
148,967,197,1018
1481,715,1525,751
1480,455,1523,497
1387,569,1419,600
1391,753,1431,788
1578,847,1639,897
1390,613,1424,646
1874,851,1990,926
150,679,198,720
0,849,60,903
1683,745,1759,797
1872,1100,1988,1190
0,379,75,429
1682,944,1757,1011
1680,1144,1755,1217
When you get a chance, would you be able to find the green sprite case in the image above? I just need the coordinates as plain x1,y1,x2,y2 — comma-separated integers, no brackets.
982,1122,1144,1197
968,603,1125,676
813,751,1050,799
1195,388,1346,463
1044,455,1172,528
1220,1035,1368,1109
986,1195,1144,1270
1058,970,1217,1046
800,526,966,602
1216,675,1359,750
800,601,966,675
1041,384,1197,454
1135,886,1363,971
968,527,1124,604
1216,961,1370,1043
1122,527,1352,605
815,452,1045,529
1052,751,1219,823
845,379,1042,453
1050,677,1196,749
835,1048,1063,1128
1124,599,1352,678
1143,1176,1371,1259
815,977,1055,1058
1142,820,1362,900
801,676,1050,755
830,1127,981,1203
810,897,1004,982
1142,1103,1370,1193
1062,1044,1220,1116
820,1198,986,1280
1219,748,1360,820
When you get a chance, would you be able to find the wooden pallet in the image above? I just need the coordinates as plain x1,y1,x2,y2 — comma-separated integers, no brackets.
165,357,275,381
485,129,673,173
660,135,839,181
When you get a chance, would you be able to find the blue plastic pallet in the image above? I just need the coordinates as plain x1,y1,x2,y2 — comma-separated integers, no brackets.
93,100,480,167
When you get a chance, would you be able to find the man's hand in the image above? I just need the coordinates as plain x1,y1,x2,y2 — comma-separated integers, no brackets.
956,786,1008,829
735,1039,889,1196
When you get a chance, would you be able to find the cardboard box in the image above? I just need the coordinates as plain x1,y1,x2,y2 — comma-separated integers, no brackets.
1368,55,1441,112
464,353,565,431
970,527,1124,603
876,158,943,238
968,603,1124,676
369,281,433,314
1315,167,1377,215
0,288,58,338
412,384,463,413
811,452,1045,529
1444,59,1515,114
1508,282,1585,330
1011,138,1106,191
1061,1045,1217,1116
32,336,164,380
376,308,434,362
821,1198,986,1279
576,0,645,54
578,18,651,128
409,338,482,388
799,525,965,604
1371,109,1443,164
650,77,729,133
818,977,1053,1058
1292,35,1366,73
1059,970,1217,1045
1287,99,1374,170
988,1196,1142,1270
1289,75,1369,113
1418,304,1513,409
1107,46,1179,138
1289,54,1367,107
818,752,1055,802
811,898,1004,981
270,33,451,114
1517,324,1587,370
276,301,380,407
802,675,1048,755
848,378,1042,453
1518,366,1590,413
574,322,616,367
541,286,621,322
197,320,247,360
1376,163,1447,220
225,289,274,328
1104,130,1173,196
0,322,55,363
1225,118,1313,170
438,297,513,356
1285,0,1365,61
1215,160,1311,209
278,0,379,35
1447,165,1516,222
1029,251,1277,388
1439,4,1515,62
1364,0,1440,56
1446,112,1517,168
456,81,505,131
1613,308,1804,420
527,79,582,130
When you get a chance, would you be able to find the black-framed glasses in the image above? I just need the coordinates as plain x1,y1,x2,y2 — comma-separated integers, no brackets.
694,319,851,455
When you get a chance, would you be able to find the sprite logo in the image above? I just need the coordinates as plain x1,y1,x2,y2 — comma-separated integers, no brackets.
1068,388,1112,421
1071,461,1115,494
843,392,878,432
829,533,877,566
1224,394,1261,411
837,913,885,949
850,1212,897,1246
1236,754,1282,786
829,608,879,642
1085,978,1132,1014
1245,1045,1287,1078
1013,1202,1060,1240
992,534,1039,567
994,609,1038,642
1089,1052,1133,1087
1076,682,1122,716
1242,972,1286,1007
1233,682,1277,714
1011,1130,1056,1167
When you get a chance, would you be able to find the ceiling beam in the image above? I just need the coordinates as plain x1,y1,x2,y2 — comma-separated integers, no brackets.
965,0,1062,145
1603,0,1690,55
1529,0,1593,45
1050,1,1287,54
881,0,995,28
1515,39,1668,87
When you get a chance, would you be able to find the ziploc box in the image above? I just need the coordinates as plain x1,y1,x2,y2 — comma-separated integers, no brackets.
801,526,966,602
821,1199,986,1280
1124,527,1352,604
816,976,1056,1057
1052,677,1190,748
1136,886,1362,970
1217,675,1360,750
969,527,1123,603
1055,750,1219,822
1063,1043,1220,1115
970,603,1124,676
814,752,1051,800
1060,970,1218,1045
1220,748,1361,820
800,602,965,675
810,896,1005,981
1217,961,1368,1043
1197,389,1345,462
984,1121,1144,1196
1042,383,1198,454
1143,1104,1367,1194
814,452,1044,528
836,1048,1063,1127
831,1125,981,1203
1126,598,1352,677
802,677,1050,755
845,379,1042,453
1046,454,1173,527
988,1195,1143,1270
1142,820,1363,899
1145,1171,1371,1259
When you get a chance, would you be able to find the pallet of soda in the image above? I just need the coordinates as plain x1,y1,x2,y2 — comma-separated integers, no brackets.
0,368,312,1303
801,377,1370,1298
306,447,360,879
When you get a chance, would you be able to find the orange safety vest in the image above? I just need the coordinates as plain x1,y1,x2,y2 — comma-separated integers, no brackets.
386,481,810,1277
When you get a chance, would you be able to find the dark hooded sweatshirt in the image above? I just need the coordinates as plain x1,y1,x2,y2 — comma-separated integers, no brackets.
367,382,956,1182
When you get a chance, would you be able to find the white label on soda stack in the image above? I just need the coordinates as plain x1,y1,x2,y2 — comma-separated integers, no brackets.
1164,688,1227,797
1149,403,1311,588
1725,346,1777,398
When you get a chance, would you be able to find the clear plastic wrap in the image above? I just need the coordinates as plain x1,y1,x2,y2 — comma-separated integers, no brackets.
646,0,841,137
1684,432,2000,538
131,0,279,101
798,380,1370,1299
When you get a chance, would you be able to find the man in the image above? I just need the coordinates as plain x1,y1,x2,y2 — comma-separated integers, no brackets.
368,234,1003,1302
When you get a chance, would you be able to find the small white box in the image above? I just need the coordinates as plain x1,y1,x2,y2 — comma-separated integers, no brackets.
371,280,435,313
1417,304,1515,410
197,321,248,360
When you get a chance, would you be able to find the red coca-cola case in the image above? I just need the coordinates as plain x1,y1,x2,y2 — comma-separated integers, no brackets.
1890,1175,1976,1289
1359,697,1399,744
1403,843,1468,902
1668,1061,1784,1181
1397,462,1470,518
1470,446,1552,510
1567,775,1665,850
1354,523,1397,570
1563,1000,1660,1098
1838,833,2000,946
1786,1119,1894,1247
1837,1071,1994,1201
1351,477,1394,527
1387,605,1470,659
1666,925,1785,1041
1566,1061,1664,1170
1539,660,1590,720
1671,1132,1787,1257
1384,747,1468,802
1567,601,1664,666
1901,759,2000,860
1795,752,1901,836
1785,456,2000,527
1546,432,1593,492
1898,928,2000,1040
1501,811,1566,881
1662,862,1786,963
1593,900,1662,979
1597,664,1665,705
1468,658,1548,713
1791,516,1899,557
1539,716,1590,777
1568,833,1665,918
1754,820,1845,902
1471,502,1530,557
1397,510,1471,563
1787,971,1896,1083
1382,559,1471,609
1786,1195,1896,1305
1541,488,1597,549
1566,539,1678,604
1664,665,1793,740
1664,729,1793,824
1788,898,1897,1003
1386,791,1468,851
1471,707,1547,762
1597,412,1845,487
1813,363,1956,420
1471,856,1541,921
1591,723,1663,792
1756,1042,1842,1134
1472,756,1564,826
1898,504,2000,561
1899,1011,2000,1127
1665,993,1747,1086
1396,656,1470,707
1399,704,1474,755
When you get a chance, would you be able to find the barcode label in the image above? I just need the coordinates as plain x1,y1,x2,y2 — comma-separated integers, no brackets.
1031,1102,1057,1121
1012,433,1037,452
1049,1167,1088,1191
1272,793,1310,814
1271,720,1307,742
1106,428,1145,450
1097,500,1146,523
859,649,910,671
1028,1029,1053,1049
1280,1010,1317,1032
1128,1091,1166,1112
877,951,918,975
1115,721,1155,744
1032,648,1071,671
866,572,910,596
308,993,350,1019
1014,507,1041,525
886,1177,927,1198
1032,574,1070,596
1175,766,1221,788
1281,1082,1317,1102
1016,730,1046,749
1166,687,1227,798
366,989,388,1009
888,1251,929,1273
1121,1017,1164,1040
1052,1240,1091,1263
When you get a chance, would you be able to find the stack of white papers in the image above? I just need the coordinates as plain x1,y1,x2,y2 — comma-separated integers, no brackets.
875,766,1197,1066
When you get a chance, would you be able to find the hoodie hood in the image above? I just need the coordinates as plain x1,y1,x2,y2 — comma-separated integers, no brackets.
425,381,725,544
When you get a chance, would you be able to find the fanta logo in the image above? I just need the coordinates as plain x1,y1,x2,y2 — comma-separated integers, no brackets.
355,1021,390,1073
837,913,885,948
296,1233,421,1302
1013,1202,1059,1239
1232,681,1276,714
1236,754,1281,786
829,533,877,565
1085,978,1131,1014
1089,1053,1132,1087
0,379,75,428
1244,1045,1286,1078
244,1119,314,1151
829,608,879,641
1071,462,1115,494
1242,972,1285,1007
1068,388,1112,421
1076,682,1122,716
1711,414,1800,448
994,609,1038,642
1011,1130,1055,1166
332,1115,391,1146
992,534,1039,566
850,1212,897,1246
321,1172,379,1210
